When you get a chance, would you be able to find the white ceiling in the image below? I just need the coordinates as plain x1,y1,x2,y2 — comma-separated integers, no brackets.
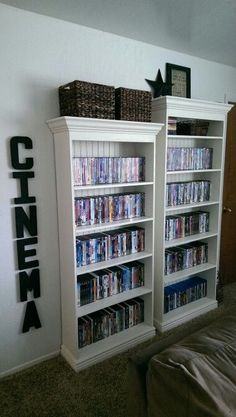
1,0,236,67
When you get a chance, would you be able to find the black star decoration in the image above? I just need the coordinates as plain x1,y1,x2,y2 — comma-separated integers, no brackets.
145,69,173,98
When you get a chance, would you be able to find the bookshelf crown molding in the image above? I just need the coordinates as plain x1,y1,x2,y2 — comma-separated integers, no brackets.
47,116,164,140
152,96,232,120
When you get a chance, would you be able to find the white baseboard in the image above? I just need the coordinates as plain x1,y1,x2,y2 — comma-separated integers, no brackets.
0,350,60,379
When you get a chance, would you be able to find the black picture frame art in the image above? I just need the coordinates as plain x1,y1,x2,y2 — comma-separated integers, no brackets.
166,63,191,98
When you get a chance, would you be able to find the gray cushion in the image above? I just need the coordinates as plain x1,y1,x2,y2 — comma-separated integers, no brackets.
147,307,236,417
127,308,225,417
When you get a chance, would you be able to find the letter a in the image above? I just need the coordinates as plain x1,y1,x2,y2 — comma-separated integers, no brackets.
22,301,41,333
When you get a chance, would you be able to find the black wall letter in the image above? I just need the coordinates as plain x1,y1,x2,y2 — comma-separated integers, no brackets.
17,237,39,270
10,136,33,170
22,301,41,333
15,206,37,238
10,136,42,333
19,269,40,302
13,172,36,204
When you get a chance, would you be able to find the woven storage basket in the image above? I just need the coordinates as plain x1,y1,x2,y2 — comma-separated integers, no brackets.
59,80,115,119
115,87,152,122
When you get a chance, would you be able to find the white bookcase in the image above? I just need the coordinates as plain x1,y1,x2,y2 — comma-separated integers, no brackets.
47,117,163,371
152,96,232,332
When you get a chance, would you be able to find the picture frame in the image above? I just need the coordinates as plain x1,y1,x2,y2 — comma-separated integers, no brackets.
166,63,191,98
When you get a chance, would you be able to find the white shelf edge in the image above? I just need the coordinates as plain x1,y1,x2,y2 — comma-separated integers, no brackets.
47,116,164,137
167,169,221,175
165,201,219,212
155,298,218,332
61,323,156,372
76,216,153,236
77,286,152,317
164,263,216,285
167,135,223,140
152,95,232,115
165,232,218,248
74,181,154,191
77,251,152,275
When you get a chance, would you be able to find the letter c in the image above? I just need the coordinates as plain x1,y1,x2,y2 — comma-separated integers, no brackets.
10,136,33,170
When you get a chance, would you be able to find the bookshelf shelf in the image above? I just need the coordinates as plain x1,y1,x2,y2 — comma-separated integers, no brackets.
47,116,163,371
152,95,231,332
165,231,218,248
165,200,219,212
160,297,218,331
77,286,152,317
168,135,223,140
74,181,154,191
76,250,153,275
62,322,155,371
166,169,221,175
164,262,217,285
75,216,153,236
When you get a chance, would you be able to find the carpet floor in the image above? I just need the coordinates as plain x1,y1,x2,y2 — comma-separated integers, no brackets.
1,283,236,417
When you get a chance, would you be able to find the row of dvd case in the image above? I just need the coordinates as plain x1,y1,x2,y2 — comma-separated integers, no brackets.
78,297,144,348
168,118,210,136
77,261,144,307
76,226,145,267
165,241,208,275
164,276,207,313
167,147,213,171
73,156,145,185
74,192,145,226
165,211,209,241
166,180,211,207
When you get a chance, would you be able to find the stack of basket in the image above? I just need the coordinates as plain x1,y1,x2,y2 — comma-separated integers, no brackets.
58,80,151,122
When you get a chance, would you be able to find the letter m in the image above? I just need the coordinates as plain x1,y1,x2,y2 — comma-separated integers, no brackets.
19,268,40,302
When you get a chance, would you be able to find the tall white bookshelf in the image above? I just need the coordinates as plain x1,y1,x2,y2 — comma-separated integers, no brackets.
47,117,163,371
152,96,232,332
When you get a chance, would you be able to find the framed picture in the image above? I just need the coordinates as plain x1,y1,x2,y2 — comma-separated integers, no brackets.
166,63,191,98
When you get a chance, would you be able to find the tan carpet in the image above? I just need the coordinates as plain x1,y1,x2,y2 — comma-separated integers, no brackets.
1,283,236,417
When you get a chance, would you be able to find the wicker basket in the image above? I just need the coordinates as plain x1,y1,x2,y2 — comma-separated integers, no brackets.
115,87,152,122
59,80,115,119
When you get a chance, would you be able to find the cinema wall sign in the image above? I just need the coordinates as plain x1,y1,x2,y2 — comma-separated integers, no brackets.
10,136,41,333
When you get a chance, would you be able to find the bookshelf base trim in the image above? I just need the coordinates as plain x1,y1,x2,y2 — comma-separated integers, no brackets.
61,324,156,371
154,298,218,332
